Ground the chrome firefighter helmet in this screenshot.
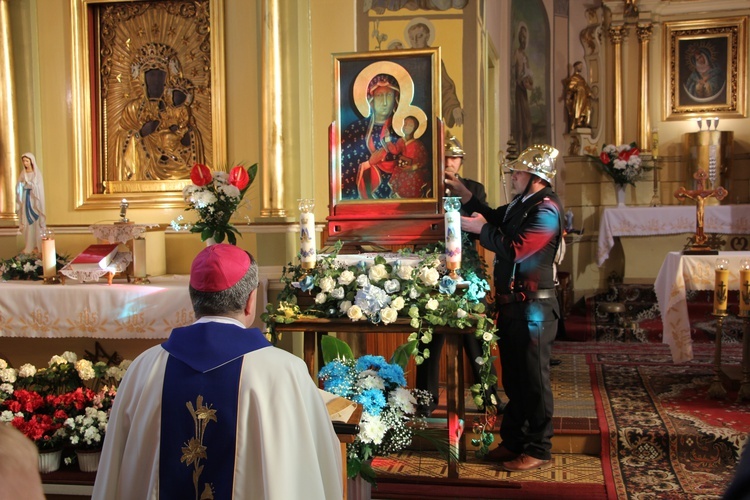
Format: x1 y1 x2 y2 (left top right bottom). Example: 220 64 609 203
506 144 558 183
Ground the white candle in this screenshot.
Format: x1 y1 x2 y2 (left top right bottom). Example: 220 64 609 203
299 200 316 266
444 211 462 265
133 237 147 278
41 230 56 278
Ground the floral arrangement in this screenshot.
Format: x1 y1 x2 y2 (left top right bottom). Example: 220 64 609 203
0 351 130 455
318 336 438 484
592 142 654 186
172 162 259 244
0 252 69 281
263 237 501 458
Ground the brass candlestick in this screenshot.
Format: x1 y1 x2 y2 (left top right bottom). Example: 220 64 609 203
738 259 750 402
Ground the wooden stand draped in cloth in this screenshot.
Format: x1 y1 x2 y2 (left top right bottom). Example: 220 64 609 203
674 169 727 253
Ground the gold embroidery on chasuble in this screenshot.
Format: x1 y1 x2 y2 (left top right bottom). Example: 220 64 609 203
67 308 108 335
164 309 196 330
181 395 217 500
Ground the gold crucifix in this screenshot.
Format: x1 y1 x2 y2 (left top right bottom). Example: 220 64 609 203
674 169 727 253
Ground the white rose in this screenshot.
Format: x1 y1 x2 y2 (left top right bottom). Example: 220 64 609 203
347 305 363 321
409 288 419 299
338 270 356 285
456 308 467 319
330 287 345 299
383 279 400 294
426 298 439 311
419 267 440 287
319 276 335 293
339 300 352 314
380 307 398 325
391 296 405 311
315 292 327 304
482 332 493 342
368 264 389 282
356 274 369 287
319 276 338 293
396 264 414 280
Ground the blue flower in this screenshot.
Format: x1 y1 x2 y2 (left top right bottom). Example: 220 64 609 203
378 363 406 387
356 355 389 372
354 283 391 315
354 388 387 416
299 275 314 292
439 275 457 295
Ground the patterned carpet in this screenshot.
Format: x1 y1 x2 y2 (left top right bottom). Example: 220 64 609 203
371 342 748 499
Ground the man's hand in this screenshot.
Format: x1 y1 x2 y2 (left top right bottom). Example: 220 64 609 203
445 172 471 203
461 212 486 234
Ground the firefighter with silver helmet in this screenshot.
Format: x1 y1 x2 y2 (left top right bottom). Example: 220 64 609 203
445 144 565 472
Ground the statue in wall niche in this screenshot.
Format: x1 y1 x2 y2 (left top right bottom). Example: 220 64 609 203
564 61 593 132
15 153 46 254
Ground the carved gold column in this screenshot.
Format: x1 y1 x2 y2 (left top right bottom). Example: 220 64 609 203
260 0 287 217
0 0 17 221
608 24 627 146
636 24 653 151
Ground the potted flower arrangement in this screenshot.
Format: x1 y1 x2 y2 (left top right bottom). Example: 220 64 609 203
0 351 130 473
172 162 259 244
591 142 655 207
263 237 500 458
318 336 441 486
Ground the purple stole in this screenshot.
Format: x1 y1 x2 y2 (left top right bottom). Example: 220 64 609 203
159 322 270 499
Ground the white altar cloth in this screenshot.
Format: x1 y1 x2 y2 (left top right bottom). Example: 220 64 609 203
0 275 194 339
654 251 750 363
597 205 750 266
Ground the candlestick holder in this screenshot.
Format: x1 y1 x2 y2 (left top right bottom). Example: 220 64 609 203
738 259 750 401
708 311 728 399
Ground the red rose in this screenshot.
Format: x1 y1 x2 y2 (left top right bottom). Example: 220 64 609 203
190 163 213 186
229 166 250 191
599 152 610 164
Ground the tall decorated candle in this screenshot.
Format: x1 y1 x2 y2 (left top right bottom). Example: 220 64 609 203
298 199 316 270
740 259 750 317
41 228 56 279
444 197 462 277
714 258 729 315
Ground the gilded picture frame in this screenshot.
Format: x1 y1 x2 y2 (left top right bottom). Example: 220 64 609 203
664 17 747 120
71 0 226 210
327 49 444 245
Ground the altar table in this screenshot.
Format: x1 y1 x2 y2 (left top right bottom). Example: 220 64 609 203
654 251 750 363
274 317 475 479
597 205 750 266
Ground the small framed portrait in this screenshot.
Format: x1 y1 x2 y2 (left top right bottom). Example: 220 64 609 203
328 49 444 245
71 0 226 210
663 17 747 120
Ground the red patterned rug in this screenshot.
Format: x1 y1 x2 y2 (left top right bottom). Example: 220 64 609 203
578 342 749 499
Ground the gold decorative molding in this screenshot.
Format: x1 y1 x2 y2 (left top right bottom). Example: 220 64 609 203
0 0 18 221
260 0 287 218
637 24 653 151
608 24 627 145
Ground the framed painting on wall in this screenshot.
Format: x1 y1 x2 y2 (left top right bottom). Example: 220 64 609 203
71 0 226 210
328 48 445 245
664 17 747 120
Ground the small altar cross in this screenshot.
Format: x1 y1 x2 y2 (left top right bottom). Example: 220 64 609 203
674 169 727 251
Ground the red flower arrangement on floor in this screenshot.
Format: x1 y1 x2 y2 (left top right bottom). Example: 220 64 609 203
0 352 130 453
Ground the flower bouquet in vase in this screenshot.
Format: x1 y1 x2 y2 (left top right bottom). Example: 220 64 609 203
175 163 258 244
591 142 654 207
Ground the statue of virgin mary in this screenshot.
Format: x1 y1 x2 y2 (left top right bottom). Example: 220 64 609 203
15 152 46 254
